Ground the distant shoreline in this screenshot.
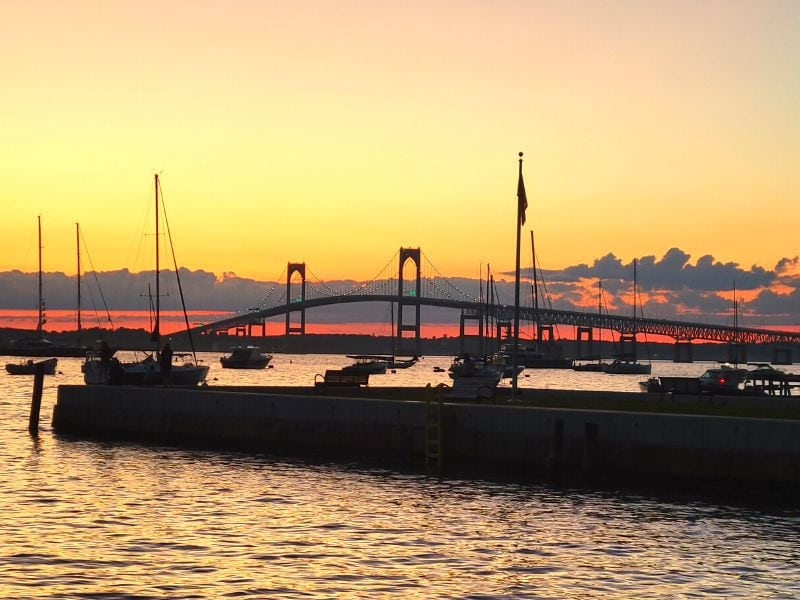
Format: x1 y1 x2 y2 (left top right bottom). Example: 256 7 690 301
1 326 792 362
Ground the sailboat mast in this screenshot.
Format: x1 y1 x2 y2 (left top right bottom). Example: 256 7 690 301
154 174 161 347
486 264 491 354
37 215 44 335
76 222 82 339
597 279 603 351
732 281 740 365
632 258 638 336
530 230 540 344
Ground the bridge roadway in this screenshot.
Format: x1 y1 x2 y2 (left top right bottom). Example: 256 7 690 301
187 294 800 346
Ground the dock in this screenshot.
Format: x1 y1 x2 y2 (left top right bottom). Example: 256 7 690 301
51 384 800 495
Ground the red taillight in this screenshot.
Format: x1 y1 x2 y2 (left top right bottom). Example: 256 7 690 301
718 378 726 384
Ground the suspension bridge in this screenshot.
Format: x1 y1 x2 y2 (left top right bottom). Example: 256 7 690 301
184 247 800 362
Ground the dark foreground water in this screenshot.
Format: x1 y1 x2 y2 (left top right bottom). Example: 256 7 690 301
2 354 800 598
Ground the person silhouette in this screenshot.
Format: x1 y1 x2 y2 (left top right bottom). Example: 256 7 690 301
159 343 173 386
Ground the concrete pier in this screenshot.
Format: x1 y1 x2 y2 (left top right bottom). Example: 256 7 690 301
53 385 800 494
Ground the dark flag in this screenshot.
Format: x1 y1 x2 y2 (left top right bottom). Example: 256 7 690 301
517 154 527 226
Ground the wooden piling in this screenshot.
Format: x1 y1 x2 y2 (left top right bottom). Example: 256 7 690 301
29 366 46 436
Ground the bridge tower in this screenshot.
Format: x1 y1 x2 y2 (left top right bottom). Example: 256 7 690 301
396 247 421 356
285 262 306 336
575 326 594 360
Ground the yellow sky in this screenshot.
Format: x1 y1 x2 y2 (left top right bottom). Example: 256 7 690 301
1 0 798 282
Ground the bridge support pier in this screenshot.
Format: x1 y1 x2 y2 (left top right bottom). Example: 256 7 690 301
496 321 511 342
459 309 483 355
617 333 638 360
285 262 306 337
673 341 693 363
575 326 594 360
397 248 422 356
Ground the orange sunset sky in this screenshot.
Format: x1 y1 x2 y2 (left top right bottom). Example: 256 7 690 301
1 1 798 287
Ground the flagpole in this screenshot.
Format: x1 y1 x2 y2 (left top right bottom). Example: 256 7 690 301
512 151 526 400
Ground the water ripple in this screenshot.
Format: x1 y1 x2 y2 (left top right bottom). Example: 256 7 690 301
2 356 800 597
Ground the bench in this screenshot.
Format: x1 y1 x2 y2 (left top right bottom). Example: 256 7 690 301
315 369 370 392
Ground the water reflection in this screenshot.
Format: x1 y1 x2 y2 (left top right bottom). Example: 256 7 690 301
1 355 799 597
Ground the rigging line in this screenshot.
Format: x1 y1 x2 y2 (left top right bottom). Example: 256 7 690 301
420 250 478 301
304 265 342 296
82 280 104 328
249 266 287 311
79 228 114 328
158 179 199 365
635 268 651 356
343 250 400 297
533 249 555 314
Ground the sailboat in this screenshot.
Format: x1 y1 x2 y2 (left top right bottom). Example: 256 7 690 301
602 258 652 375
501 230 572 369
5 216 86 359
572 279 606 371
83 175 209 385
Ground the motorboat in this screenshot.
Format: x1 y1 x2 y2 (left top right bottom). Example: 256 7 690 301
342 355 389 374
489 352 524 379
448 353 503 383
220 346 272 369
447 353 503 399
602 358 652 375
500 343 573 369
572 360 605 372
386 355 419 370
5 357 57 375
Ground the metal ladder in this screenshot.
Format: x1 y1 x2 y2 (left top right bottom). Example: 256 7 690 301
425 383 446 474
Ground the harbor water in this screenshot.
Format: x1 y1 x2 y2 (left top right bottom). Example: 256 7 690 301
2 354 800 598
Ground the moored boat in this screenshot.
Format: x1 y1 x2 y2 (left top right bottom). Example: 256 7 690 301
572 361 605 372
500 343 573 369
82 175 208 386
602 358 652 375
342 355 389 374
220 346 272 369
5 217 88 358
5 357 58 375
447 353 503 398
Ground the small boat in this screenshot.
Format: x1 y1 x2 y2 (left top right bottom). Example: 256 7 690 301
602 358 652 375
604 260 651 375
500 343 573 369
642 364 772 396
220 346 272 369
386 355 419 370
342 355 388 374
489 352 524 379
447 353 503 399
5 357 58 375
448 353 502 381
572 361 605 372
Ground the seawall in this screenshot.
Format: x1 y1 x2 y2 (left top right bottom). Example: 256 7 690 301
52 385 800 494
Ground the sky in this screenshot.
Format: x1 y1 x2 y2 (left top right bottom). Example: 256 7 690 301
2 1 799 303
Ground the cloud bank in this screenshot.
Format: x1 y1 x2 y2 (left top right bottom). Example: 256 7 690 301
1 247 798 328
